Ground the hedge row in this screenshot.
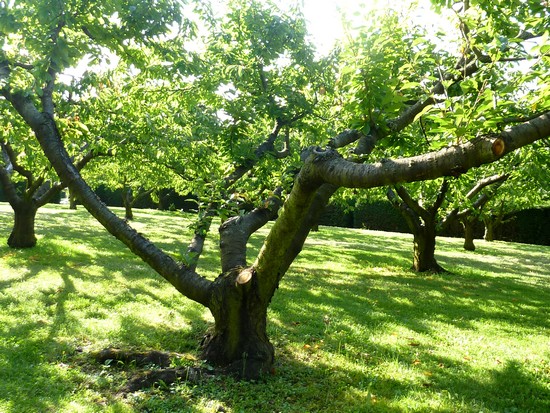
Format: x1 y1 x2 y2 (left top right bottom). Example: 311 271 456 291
1 186 547 245
318 200 549 246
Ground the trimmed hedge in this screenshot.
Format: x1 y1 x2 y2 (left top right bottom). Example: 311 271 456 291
319 200 549 246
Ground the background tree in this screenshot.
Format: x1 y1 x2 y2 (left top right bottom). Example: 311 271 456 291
1 0 549 380
387 179 450 273
480 143 550 241
443 172 509 251
0 97 108 247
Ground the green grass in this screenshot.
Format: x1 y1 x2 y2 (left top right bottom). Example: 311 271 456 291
0 202 549 413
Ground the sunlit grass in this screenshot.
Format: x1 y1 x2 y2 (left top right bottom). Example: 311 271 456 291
1 202 549 412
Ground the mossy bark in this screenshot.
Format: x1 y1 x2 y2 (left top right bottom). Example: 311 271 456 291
202 270 274 379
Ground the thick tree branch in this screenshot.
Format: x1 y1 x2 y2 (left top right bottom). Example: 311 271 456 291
0 139 34 184
0 164 21 208
253 111 549 297
41 20 65 116
394 185 429 220
387 187 419 231
432 178 450 214
219 188 282 274
327 129 364 149
464 173 509 199
311 112 550 189
387 60 479 134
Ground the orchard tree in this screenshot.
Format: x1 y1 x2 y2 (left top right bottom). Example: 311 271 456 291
2 0 550 381
387 179 450 273
444 172 509 251
480 142 550 241
0 100 109 247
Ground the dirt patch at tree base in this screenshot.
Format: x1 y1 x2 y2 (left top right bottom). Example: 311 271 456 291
89 347 212 393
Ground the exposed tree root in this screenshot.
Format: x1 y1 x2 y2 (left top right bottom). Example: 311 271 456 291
92 347 173 367
122 366 206 393
90 348 212 394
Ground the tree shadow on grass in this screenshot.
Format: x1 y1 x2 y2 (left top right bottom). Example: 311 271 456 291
263 254 550 411
0 234 210 412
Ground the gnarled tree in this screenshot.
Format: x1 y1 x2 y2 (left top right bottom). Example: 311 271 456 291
1 0 549 379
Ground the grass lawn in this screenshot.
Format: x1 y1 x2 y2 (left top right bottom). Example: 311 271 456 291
0 202 549 412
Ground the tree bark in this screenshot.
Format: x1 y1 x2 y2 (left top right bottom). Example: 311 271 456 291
412 225 444 273
8 200 38 248
202 270 274 379
387 182 448 273
462 217 477 251
483 216 495 241
122 187 134 220
69 195 78 210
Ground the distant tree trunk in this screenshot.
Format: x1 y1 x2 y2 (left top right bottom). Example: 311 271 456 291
462 217 476 251
8 201 38 248
450 174 509 249
412 223 444 272
122 187 134 220
483 217 495 241
387 181 448 273
483 202 509 242
69 189 78 210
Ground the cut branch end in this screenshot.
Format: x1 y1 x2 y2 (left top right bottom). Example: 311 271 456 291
236 267 255 285
491 138 505 157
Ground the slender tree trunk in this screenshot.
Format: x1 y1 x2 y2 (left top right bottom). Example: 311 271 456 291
122 188 134 220
462 217 476 251
68 188 78 210
8 201 38 248
124 203 133 220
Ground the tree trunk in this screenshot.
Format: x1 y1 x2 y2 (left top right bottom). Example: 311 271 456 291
202 270 274 379
68 189 78 210
483 217 494 242
462 218 476 251
386 184 447 274
412 225 444 273
122 188 134 220
8 201 38 248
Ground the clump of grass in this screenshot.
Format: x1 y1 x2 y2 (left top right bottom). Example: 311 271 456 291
0 203 549 412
